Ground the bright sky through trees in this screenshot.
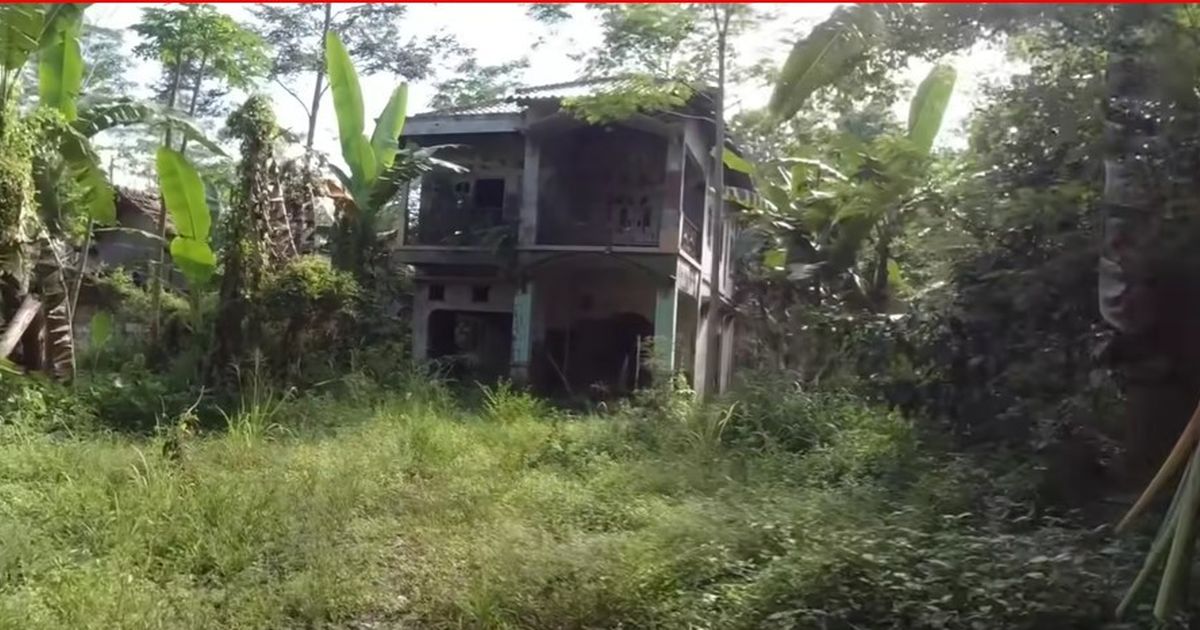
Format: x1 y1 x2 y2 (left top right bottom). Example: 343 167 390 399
89 3 1013 183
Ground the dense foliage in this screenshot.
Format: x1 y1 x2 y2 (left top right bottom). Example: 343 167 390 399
6 2 1200 626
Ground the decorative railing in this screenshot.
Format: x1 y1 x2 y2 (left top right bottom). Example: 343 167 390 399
681 216 701 260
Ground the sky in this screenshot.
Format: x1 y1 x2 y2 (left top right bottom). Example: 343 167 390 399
87 3 1016 183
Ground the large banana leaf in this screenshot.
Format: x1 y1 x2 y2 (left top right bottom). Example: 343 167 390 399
73 100 227 156
370 84 408 170
345 134 377 206
37 9 83 120
723 148 755 175
37 5 88 48
156 147 215 288
0 5 45 71
71 159 114 225
907 65 957 155
769 4 886 122
326 32 365 161
0 4 86 73
156 147 211 242
367 145 467 216
168 237 215 287
56 127 114 224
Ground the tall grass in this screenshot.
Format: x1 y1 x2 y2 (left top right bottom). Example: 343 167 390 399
0 374 1162 629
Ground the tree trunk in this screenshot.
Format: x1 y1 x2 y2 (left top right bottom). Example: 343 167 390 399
306 3 333 153
695 6 731 400
1100 5 1174 480
150 57 187 342
178 54 209 157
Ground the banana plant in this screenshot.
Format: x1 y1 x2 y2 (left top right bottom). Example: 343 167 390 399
323 31 460 273
325 31 412 215
155 146 214 328
0 3 116 377
768 4 895 123
752 64 956 311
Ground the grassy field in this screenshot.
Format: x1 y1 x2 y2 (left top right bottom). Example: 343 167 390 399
0 378 1155 629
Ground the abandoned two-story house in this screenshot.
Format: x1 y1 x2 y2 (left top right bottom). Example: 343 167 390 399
393 78 753 397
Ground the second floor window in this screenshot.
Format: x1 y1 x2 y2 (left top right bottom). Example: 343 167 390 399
473 178 505 210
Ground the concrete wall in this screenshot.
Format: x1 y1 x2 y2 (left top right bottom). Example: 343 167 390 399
411 277 516 360
537 126 667 247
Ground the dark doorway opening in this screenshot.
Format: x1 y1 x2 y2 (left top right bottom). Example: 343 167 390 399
427 310 513 382
540 311 653 398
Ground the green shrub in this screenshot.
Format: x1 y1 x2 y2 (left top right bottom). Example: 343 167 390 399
725 372 904 454
0 376 95 436
479 380 547 424
259 255 359 321
731 515 1151 630
82 369 204 434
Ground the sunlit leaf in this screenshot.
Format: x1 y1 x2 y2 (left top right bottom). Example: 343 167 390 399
908 64 957 155
763 248 786 270
156 147 211 241
723 148 755 174
326 32 365 162
169 237 216 288
370 84 408 169
90 310 113 350
769 4 886 121
37 9 83 120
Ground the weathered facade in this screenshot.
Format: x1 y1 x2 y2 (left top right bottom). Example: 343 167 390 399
394 79 748 396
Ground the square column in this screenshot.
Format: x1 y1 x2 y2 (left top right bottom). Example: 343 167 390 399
511 280 535 383
653 285 677 374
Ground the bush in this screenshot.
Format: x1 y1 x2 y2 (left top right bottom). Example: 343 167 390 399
0 376 95 436
731 514 1149 630
724 372 907 455
480 380 547 424
257 256 360 380
82 369 208 434
259 255 359 321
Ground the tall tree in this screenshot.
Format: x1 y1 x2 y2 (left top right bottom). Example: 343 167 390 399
429 55 528 110
581 4 704 79
133 5 268 153
253 4 457 152
132 4 268 340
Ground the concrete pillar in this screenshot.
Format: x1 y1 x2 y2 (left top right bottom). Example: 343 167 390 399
693 296 712 399
519 134 540 246
511 279 535 382
411 281 430 361
719 313 735 393
660 133 683 252
653 285 677 374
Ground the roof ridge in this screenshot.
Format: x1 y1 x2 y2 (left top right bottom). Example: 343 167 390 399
512 75 643 94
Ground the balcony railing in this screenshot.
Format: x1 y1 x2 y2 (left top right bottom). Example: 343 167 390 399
537 204 660 248
681 216 701 260
405 206 515 247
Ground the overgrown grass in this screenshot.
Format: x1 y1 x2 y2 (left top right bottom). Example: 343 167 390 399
0 374 1167 629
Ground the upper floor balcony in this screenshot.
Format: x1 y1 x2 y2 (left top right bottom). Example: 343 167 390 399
397 124 707 262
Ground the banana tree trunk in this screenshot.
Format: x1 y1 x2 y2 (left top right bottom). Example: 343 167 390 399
150 57 188 343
